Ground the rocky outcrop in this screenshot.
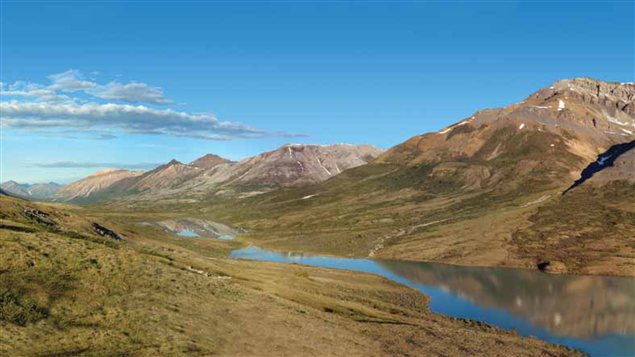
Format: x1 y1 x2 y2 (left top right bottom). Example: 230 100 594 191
92 223 124 241
550 78 634 115
23 207 56 227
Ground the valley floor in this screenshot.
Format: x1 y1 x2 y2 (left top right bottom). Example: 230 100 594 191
197 180 635 277
0 195 579 356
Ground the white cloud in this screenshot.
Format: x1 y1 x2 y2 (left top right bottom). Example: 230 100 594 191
0 69 305 140
45 69 172 104
0 81 74 104
93 81 172 104
47 69 97 92
0 101 304 140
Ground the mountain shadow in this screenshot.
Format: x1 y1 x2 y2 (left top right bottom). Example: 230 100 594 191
563 139 635 195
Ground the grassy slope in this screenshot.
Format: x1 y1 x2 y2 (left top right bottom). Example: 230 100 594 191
0 195 578 356
511 181 635 276
182 153 635 276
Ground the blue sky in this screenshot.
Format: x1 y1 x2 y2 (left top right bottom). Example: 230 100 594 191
1 1 633 183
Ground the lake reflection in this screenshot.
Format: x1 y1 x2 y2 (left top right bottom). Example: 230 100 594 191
231 246 635 357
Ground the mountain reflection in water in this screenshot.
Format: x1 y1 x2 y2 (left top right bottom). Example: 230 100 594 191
377 260 634 339
231 246 635 357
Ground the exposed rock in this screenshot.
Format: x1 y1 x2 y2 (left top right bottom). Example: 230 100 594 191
536 260 550 272
92 223 125 241
23 207 56 227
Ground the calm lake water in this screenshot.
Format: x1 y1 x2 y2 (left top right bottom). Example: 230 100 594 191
231 246 635 357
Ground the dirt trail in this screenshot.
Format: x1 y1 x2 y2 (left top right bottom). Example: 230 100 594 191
368 219 448 257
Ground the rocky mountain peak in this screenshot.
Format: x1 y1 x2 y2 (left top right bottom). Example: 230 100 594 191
190 154 231 169
552 78 634 101
527 78 635 116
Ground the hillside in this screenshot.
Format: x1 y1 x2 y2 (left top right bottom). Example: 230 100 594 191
199 78 635 276
0 194 576 356
53 169 143 203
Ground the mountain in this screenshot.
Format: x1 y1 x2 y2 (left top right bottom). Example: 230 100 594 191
78 144 382 202
190 154 233 169
228 144 383 187
207 78 635 276
54 169 143 202
177 144 383 197
114 159 203 192
0 181 62 200
376 78 634 191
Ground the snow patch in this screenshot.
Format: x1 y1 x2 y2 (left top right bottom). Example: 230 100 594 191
597 155 612 166
302 194 318 200
438 119 469 135
558 99 566 111
621 128 633 135
518 123 525 130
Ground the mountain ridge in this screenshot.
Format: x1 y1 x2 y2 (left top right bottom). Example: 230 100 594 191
197 78 635 276
40 143 383 203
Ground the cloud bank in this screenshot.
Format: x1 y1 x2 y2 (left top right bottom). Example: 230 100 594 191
1 70 304 140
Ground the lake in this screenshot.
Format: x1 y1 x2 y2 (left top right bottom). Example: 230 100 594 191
231 246 635 357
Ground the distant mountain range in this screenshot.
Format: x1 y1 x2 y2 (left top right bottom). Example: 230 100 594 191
0 181 63 200
2 144 382 203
